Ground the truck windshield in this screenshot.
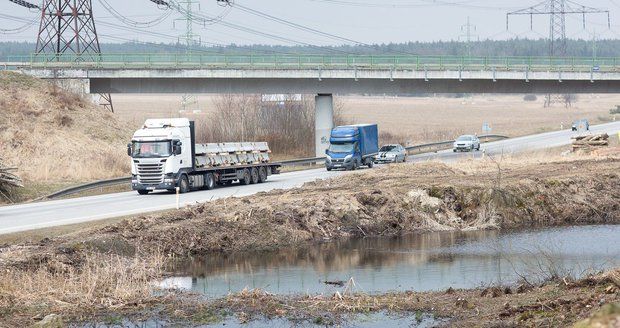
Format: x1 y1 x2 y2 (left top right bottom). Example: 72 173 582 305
329 143 356 153
132 141 172 158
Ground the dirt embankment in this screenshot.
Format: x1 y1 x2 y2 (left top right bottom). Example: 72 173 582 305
2 155 619 267
0 155 619 326
75 156 619 257
0 72 133 201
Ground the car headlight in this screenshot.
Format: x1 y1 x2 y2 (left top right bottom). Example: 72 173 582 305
344 155 352 161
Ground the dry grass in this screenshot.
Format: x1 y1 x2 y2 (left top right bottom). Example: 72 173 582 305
0 252 166 327
340 94 618 144
112 93 618 148
0 72 133 186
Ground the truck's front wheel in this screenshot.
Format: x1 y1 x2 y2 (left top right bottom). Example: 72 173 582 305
179 175 190 193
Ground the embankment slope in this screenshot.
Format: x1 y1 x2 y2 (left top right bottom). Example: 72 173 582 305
0 72 132 200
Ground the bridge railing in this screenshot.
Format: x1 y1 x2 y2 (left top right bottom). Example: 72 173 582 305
3 53 620 72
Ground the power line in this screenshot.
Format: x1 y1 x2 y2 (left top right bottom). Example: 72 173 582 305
7 0 39 9
232 3 377 47
98 0 173 28
306 0 518 10
168 0 356 54
221 2 422 55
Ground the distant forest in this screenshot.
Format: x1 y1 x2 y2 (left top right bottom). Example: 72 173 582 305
2 38 620 58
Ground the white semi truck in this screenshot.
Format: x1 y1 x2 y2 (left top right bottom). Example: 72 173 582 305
128 118 281 195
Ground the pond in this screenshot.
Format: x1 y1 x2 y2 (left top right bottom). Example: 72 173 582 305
160 225 620 297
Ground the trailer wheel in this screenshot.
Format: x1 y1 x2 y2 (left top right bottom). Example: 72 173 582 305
137 190 150 195
204 173 215 190
258 167 268 183
179 175 190 193
240 169 251 185
250 167 259 184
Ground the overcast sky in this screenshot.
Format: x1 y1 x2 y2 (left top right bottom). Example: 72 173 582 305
2 0 620 46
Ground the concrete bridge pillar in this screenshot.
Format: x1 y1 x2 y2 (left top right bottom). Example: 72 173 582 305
315 94 334 158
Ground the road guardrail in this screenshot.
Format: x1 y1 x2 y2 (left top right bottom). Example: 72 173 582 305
40 134 509 200
405 134 509 154
3 53 619 72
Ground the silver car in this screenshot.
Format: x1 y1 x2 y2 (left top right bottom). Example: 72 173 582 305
453 135 480 152
375 144 407 163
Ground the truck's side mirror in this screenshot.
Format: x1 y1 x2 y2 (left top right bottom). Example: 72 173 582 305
325 149 329 155
127 143 132 157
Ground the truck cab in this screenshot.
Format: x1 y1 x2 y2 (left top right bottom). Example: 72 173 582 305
325 124 378 171
128 118 194 194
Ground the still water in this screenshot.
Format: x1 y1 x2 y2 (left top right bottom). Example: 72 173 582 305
160 225 620 297
85 313 444 328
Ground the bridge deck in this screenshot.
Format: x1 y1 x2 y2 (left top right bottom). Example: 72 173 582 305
2 53 619 72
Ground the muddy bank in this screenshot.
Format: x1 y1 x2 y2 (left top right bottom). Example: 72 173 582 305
3 265 618 327
87 157 619 256
209 270 620 327
0 156 619 326
2 157 619 268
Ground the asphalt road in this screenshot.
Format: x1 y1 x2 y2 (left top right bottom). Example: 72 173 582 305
1 121 619 235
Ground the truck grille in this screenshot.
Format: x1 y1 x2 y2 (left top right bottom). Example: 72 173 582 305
137 163 164 184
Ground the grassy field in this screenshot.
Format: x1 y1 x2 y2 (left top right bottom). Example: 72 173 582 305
113 93 618 145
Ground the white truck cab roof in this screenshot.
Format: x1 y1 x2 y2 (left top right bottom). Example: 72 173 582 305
133 118 190 141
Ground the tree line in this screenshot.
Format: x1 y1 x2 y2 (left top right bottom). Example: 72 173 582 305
1 38 619 58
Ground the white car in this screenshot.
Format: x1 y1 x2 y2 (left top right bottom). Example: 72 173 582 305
453 135 480 152
375 144 407 163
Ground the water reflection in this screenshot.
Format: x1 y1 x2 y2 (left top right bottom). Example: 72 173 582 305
161 225 620 297
80 312 444 328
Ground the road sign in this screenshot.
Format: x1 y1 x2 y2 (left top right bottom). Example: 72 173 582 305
482 122 492 133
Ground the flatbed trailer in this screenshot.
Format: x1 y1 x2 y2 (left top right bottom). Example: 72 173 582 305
128 118 281 194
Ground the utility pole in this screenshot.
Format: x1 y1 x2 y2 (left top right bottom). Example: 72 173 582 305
174 0 201 113
174 0 202 50
507 0 610 107
459 17 477 57
34 0 113 112
592 29 597 61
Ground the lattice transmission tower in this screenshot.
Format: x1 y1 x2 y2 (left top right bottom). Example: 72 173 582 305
34 0 113 112
507 0 610 107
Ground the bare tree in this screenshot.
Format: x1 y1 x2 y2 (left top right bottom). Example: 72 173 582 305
195 94 349 158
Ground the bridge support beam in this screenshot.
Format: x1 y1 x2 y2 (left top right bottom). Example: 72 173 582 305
315 94 334 158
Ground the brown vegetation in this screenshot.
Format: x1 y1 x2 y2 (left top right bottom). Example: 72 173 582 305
0 153 619 326
0 158 22 201
0 252 166 327
214 269 620 327
339 94 618 145
75 155 620 256
0 72 132 186
113 93 618 150
195 94 348 159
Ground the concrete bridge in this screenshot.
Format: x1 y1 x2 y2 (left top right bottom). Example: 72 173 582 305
4 53 620 156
